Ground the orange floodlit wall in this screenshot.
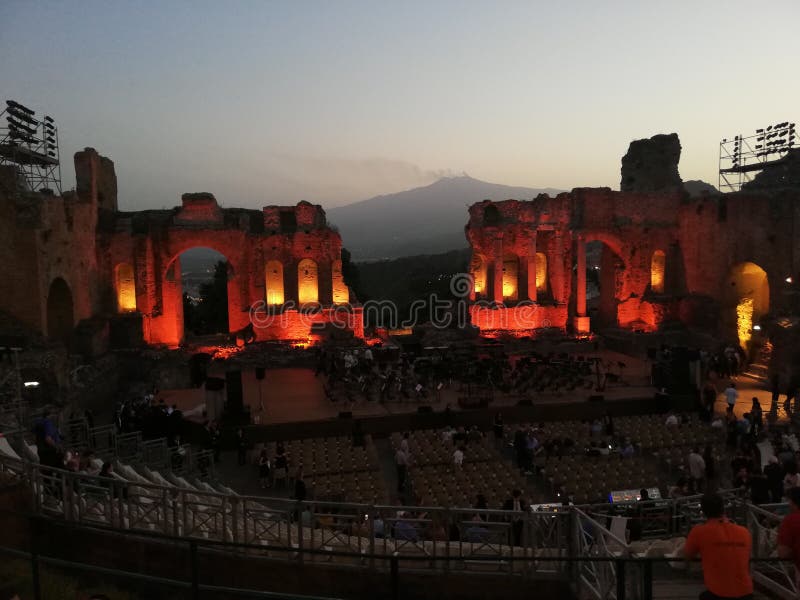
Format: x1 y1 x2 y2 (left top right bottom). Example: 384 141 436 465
502 255 518 301
298 258 319 304
471 255 487 296
650 250 666 294
535 252 548 294
332 259 349 304
115 263 136 312
265 260 284 305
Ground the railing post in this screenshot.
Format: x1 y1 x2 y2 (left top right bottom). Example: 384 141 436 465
616 559 626 600
368 506 375 570
297 503 304 565
189 539 199 600
443 508 450 574
30 516 41 600
391 552 399 600
642 558 653 600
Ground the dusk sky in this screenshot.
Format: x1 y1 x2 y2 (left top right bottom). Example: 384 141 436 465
1 1 798 210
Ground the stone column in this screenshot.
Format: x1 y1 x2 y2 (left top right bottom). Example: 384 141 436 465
527 231 538 303
492 237 504 303
574 234 590 333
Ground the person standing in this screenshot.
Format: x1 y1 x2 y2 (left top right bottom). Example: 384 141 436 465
724 382 739 414
684 493 753 600
294 467 307 502
395 445 409 492
258 449 271 489
688 447 707 494
493 412 504 443
236 428 248 466
778 487 800 588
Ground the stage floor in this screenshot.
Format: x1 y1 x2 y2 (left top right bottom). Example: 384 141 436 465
159 349 660 426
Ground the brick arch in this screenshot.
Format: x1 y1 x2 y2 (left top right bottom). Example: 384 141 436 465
46 276 74 342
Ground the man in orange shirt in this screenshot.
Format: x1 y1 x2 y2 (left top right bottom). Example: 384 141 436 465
777 487 800 589
684 493 753 600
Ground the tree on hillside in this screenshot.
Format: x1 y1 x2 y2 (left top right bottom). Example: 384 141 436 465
184 261 229 336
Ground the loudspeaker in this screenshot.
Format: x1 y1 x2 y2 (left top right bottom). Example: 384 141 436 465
338 411 353 419
205 377 225 392
655 391 671 413
225 370 243 414
646 347 657 360
517 398 533 407
255 367 266 380
417 405 433 414
588 394 605 402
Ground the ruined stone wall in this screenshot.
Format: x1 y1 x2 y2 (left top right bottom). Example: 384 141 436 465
0 149 109 343
102 195 359 347
0 153 361 349
466 185 800 338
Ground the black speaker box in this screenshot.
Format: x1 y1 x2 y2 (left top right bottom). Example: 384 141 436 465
338 411 353 419
417 405 433 414
588 394 605 402
225 370 243 414
255 367 266 380
205 377 225 392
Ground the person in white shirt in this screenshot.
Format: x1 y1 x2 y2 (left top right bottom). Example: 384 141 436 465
665 413 679 427
687 447 706 493
395 447 409 491
400 432 410 455
453 446 465 468
724 382 738 413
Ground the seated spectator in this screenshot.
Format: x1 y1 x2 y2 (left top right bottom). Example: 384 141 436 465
669 478 690 498
373 513 385 538
620 438 635 458
750 467 770 504
467 426 483 444
784 464 800 494
394 513 419 541
0 584 21 600
590 419 603 436
464 515 490 543
765 456 785 502
665 412 679 427
441 426 455 442
586 442 601 457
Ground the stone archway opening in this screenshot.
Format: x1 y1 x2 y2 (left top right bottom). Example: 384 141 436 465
173 247 231 338
46 277 74 342
725 262 769 349
579 238 625 332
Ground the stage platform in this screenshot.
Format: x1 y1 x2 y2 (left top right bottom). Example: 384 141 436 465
159 349 656 421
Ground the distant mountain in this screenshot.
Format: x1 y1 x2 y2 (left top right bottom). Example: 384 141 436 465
327 176 563 261
683 180 719 196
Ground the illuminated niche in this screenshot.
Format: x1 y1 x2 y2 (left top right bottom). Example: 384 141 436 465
651 250 666 294
535 252 548 293
332 259 349 304
115 263 136 312
298 258 319 304
471 254 487 295
502 255 518 301
265 260 284 305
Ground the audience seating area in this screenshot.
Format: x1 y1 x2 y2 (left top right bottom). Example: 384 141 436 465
530 415 725 504
250 436 388 505
392 430 529 508
540 455 660 504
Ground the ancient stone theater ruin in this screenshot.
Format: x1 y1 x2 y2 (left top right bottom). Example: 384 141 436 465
0 148 363 350
466 133 800 349
1 133 799 354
